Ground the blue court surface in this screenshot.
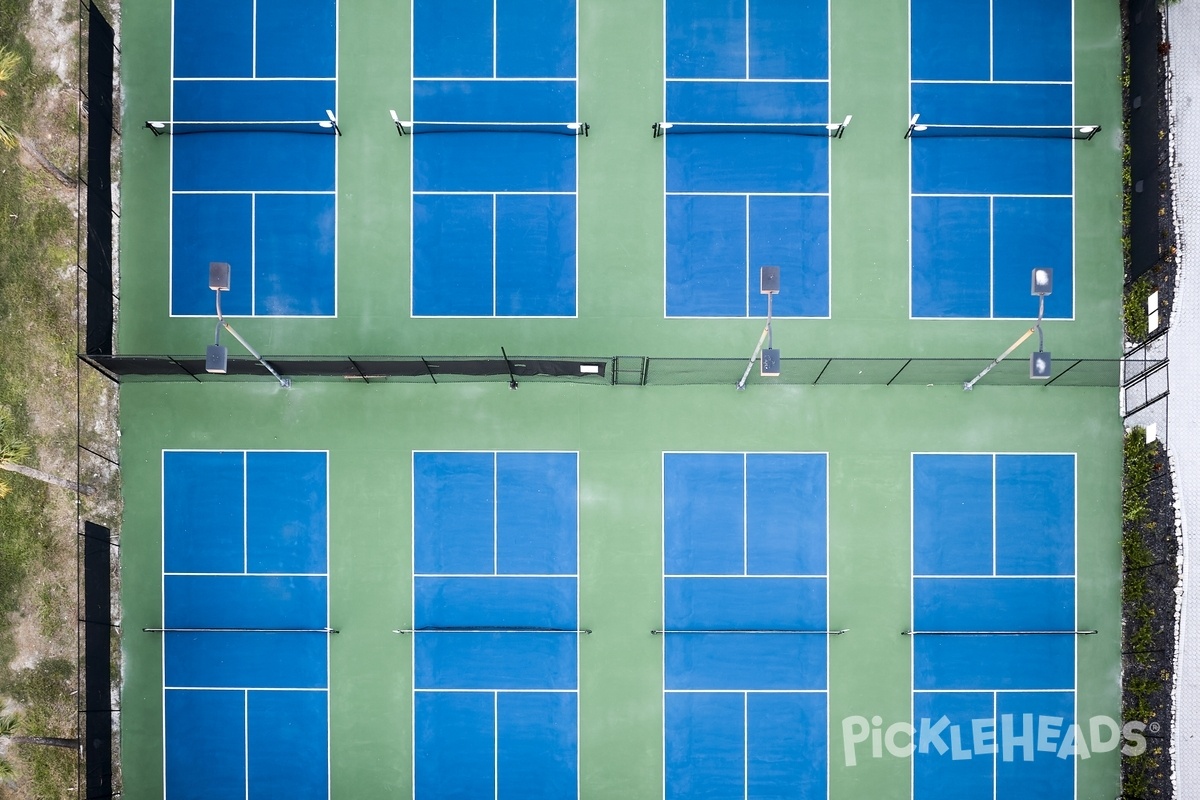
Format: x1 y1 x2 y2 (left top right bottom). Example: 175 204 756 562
161 450 330 800
412 452 580 799
411 0 579 317
663 0 831 318
169 0 337 317
911 453 1077 800
909 0 1075 319
662 453 829 799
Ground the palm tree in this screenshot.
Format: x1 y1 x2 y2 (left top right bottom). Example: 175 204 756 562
0 46 73 185
0 46 20 150
0 713 79 762
0 712 78 749
0 407 95 496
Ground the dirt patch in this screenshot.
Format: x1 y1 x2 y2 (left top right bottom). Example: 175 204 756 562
1 0 122 796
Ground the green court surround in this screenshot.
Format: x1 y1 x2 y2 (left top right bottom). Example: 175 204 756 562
116 0 1125 798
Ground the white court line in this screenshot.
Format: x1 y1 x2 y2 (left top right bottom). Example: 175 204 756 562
662 452 831 798
413 76 576 82
826 0 834 325
991 452 997 574
665 688 825 694
165 685 329 692
912 687 1077 694
743 692 748 800
911 79 1072 86
744 0 750 79
910 452 1080 799
743 199 751 326
416 573 579 579
666 191 829 197
413 191 576 196
666 77 828 83
410 452 582 797
662 14 833 321
413 687 579 693
912 192 1072 199
913 574 1077 580
907 1 1079 320
491 196 498 320
493 692 499 800
993 692 998 800
165 572 329 578
244 690 249 800
664 574 827 579
172 190 335 196
172 76 337 82
242 452 248 573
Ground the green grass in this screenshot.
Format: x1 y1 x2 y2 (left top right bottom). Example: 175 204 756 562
0 3 87 798
1123 277 1153 345
4 657 78 795
0 419 52 641
1121 428 1169 797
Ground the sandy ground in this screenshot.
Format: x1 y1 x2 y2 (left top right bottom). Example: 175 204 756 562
2 0 122 795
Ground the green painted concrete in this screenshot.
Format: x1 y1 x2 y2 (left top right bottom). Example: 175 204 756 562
115 0 1126 797
117 0 1123 361
118 381 1122 799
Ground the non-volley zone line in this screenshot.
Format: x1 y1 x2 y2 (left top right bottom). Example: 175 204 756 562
173 0 336 80
664 0 834 319
663 452 831 799
412 191 576 318
170 1 338 317
411 2 579 319
910 0 1071 83
164 82 338 317
161 449 330 800
412 451 580 799
910 689 1076 800
908 17 1082 319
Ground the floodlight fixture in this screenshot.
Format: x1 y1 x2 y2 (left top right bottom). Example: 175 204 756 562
1031 267 1053 296
760 266 780 295
964 268 1054 390
205 262 291 388
737 267 782 389
208 261 230 291
760 348 781 377
205 344 228 374
1030 351 1052 380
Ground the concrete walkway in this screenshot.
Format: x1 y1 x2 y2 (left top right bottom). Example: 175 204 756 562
1164 4 1200 795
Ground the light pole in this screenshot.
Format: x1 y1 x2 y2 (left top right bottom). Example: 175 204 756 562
736 266 781 390
205 262 291 388
963 268 1053 391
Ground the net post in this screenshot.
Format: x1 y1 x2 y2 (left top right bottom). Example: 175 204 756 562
389 110 409 136
829 114 852 139
320 109 341 136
